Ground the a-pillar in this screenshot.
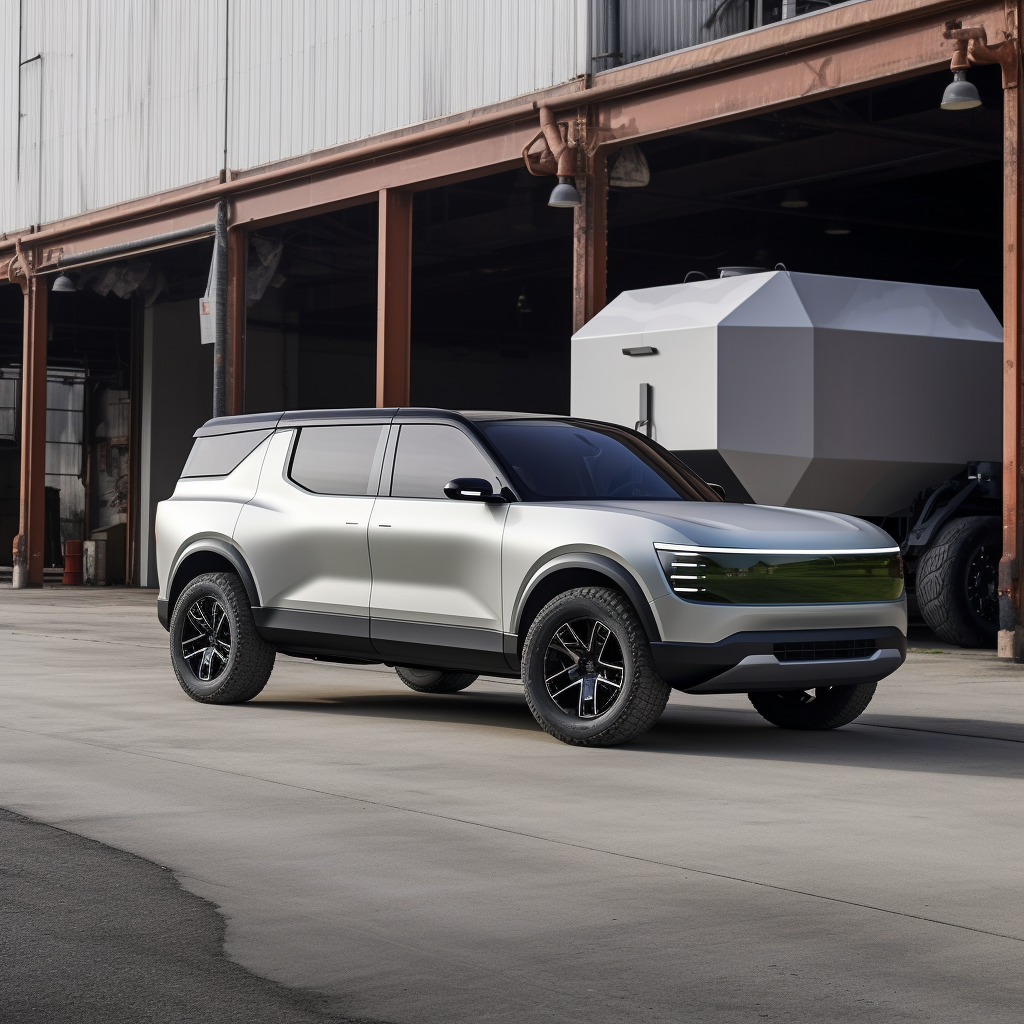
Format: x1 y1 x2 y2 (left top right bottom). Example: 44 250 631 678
376 189 413 407
13 273 48 588
572 131 607 333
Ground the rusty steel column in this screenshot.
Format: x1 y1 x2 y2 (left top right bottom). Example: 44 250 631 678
226 225 248 415
572 145 608 333
13 272 48 588
376 189 413 408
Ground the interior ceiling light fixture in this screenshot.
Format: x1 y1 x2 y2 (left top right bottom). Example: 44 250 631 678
51 273 76 292
549 176 582 208
940 70 982 110
516 290 532 313
780 188 808 209
825 224 852 236
608 145 651 188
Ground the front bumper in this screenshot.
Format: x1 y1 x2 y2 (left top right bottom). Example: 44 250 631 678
650 626 906 694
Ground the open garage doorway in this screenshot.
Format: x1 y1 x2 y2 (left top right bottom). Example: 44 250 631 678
243 204 378 414
411 169 574 413
606 66 1003 314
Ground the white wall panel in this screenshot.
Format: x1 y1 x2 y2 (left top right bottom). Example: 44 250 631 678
1 0 588 235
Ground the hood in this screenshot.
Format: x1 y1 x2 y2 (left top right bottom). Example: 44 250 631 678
576 501 897 551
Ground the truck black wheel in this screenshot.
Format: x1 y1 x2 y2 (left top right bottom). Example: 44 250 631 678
917 515 999 648
395 666 477 693
521 587 670 747
749 682 876 730
170 572 275 704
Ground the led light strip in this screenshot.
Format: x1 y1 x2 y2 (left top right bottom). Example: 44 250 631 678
655 543 900 556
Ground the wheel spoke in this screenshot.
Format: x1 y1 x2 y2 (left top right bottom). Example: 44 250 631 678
180 595 232 684
549 679 582 701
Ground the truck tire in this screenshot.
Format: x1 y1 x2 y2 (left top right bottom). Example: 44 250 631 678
395 666 477 693
521 587 670 747
917 515 999 648
170 572 276 704
749 682 876 730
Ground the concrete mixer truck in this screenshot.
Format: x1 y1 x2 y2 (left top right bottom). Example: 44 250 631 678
571 269 1002 648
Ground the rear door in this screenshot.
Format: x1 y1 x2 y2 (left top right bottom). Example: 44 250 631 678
233 420 389 657
368 422 508 670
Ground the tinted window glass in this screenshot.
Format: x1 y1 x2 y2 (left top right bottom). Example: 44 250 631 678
290 425 386 495
480 420 711 501
181 430 272 477
391 424 498 499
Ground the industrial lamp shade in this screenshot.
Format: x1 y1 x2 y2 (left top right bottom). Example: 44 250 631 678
941 71 982 111
51 273 76 292
548 176 582 208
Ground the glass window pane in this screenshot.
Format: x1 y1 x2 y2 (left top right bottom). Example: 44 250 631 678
391 425 497 499
480 420 694 501
181 430 272 477
289 425 385 495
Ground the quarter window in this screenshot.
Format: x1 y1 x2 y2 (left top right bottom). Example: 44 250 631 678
181 430 272 477
290 425 386 495
390 425 498 499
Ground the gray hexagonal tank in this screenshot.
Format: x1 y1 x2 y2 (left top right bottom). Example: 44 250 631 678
570 271 1002 516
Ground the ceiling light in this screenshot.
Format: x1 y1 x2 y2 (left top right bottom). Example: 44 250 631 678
51 273 76 292
548 176 582 208
608 145 651 188
516 291 532 314
780 188 808 209
941 71 982 111
825 224 851 236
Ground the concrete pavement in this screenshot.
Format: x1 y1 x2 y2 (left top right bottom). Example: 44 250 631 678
0 586 1021 1023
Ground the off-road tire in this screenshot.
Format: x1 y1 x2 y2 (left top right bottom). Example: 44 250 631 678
749 682 876 730
170 572 275 704
917 515 999 648
395 666 477 693
521 587 670 747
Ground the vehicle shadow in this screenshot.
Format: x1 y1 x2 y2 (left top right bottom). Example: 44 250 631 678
247 687 1023 780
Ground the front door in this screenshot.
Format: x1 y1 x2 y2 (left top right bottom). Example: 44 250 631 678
233 421 390 657
369 422 508 671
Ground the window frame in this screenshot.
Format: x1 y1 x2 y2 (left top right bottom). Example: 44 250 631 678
286 422 391 497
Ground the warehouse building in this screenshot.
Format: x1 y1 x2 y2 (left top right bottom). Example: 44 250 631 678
0 0 1019 648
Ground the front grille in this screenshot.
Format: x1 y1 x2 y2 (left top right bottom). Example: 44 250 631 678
773 640 877 662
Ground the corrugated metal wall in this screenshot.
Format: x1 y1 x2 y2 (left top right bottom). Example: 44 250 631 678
0 0 587 236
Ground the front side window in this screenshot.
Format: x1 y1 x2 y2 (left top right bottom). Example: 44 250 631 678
289 424 386 495
182 430 272 478
390 424 499 499
478 420 717 502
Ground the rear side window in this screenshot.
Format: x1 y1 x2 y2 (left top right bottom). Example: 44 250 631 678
290 424 386 495
181 430 272 478
390 424 498 499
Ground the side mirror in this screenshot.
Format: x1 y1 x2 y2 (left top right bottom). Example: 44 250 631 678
444 478 506 504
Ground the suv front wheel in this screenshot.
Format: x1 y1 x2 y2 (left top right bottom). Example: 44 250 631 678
170 572 275 704
521 587 670 746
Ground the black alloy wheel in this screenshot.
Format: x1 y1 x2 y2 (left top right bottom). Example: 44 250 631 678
521 587 670 746
169 572 276 704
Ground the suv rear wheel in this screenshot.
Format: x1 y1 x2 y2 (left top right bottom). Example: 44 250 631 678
395 666 477 693
521 587 670 746
748 682 876 730
170 572 275 704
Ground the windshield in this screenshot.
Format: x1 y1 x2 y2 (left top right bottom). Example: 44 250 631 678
477 419 720 502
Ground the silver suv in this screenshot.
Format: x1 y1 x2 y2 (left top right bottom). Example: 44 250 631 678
156 409 907 746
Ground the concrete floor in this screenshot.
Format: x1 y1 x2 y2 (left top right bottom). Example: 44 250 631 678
0 586 1020 1023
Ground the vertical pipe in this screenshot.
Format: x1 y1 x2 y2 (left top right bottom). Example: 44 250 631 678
572 128 607 333
376 189 413 408
226 225 247 415
1000 54 1023 658
212 200 228 418
13 273 47 588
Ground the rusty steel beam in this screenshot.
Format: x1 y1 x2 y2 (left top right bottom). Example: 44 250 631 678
13 273 48 588
600 2 1005 146
226 225 247 415
376 190 413 408
572 120 608 333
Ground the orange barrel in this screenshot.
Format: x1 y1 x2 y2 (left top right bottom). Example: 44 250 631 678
62 539 83 585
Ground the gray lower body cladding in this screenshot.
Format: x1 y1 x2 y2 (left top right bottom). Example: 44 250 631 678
651 627 907 693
